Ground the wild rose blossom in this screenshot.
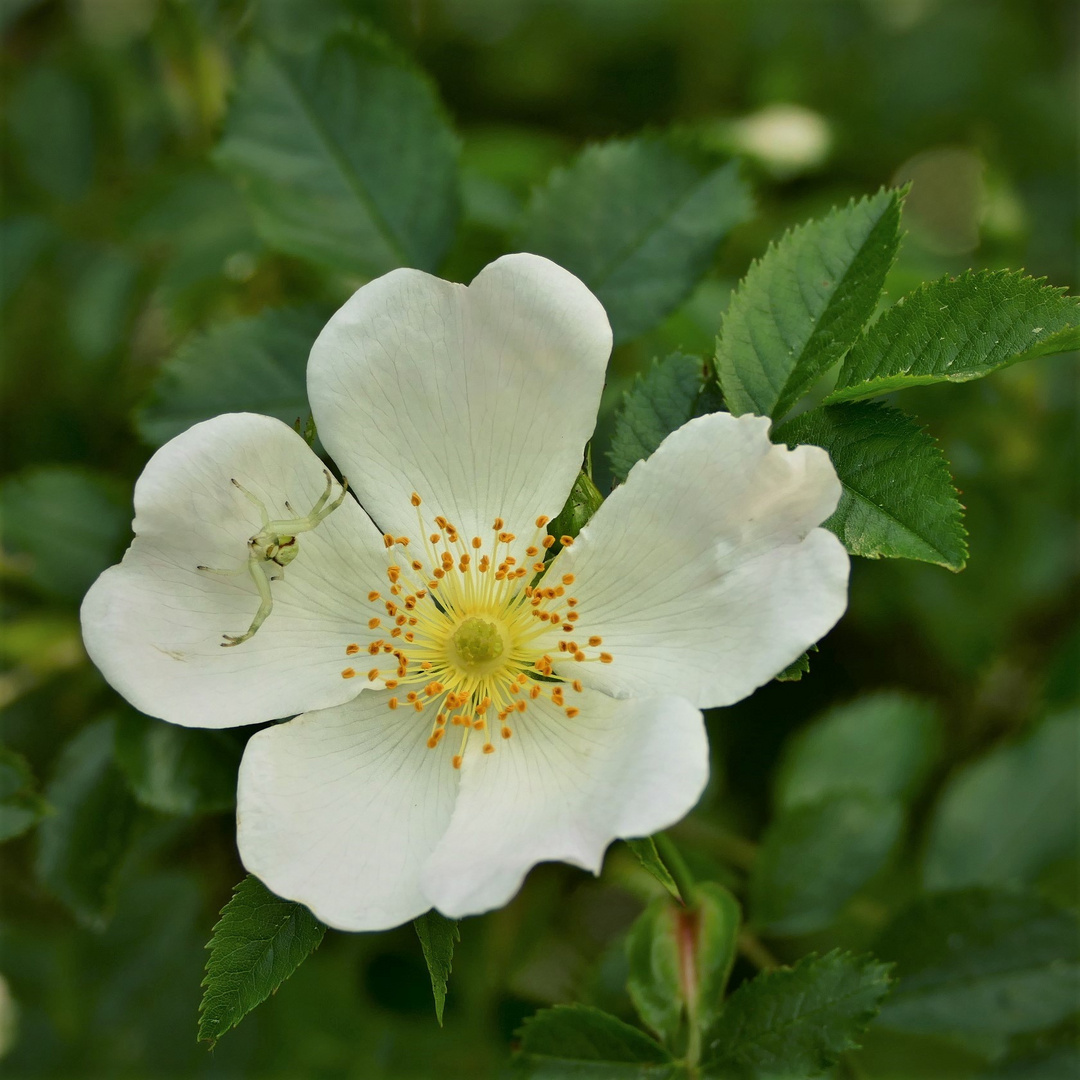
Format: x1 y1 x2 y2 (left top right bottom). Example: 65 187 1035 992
81 254 849 931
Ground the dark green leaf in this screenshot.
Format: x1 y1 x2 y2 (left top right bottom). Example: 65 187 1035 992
703 950 893 1076
608 352 722 484
0 215 54 307
775 401 967 570
750 792 902 936
624 837 681 900
134 307 326 447
35 719 138 928
875 889 1080 1038
985 1017 1080 1079
775 691 941 811
518 137 751 343
923 710 1079 891
716 188 903 419
113 710 240 817
513 1005 684 1079
0 743 50 842
0 467 130 601
828 270 1080 403
215 27 459 276
690 884 743 1036
413 909 459 1026
198 875 326 1047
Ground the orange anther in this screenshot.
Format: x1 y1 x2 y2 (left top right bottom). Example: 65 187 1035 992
383 533 394 548
385 679 398 688
567 612 579 622
368 618 381 629
588 636 603 647
600 652 613 663
368 669 380 681
542 535 555 549
452 755 463 769
574 650 586 661
560 535 574 547
526 546 539 557
346 643 360 655
572 680 583 692
535 515 550 528
368 591 380 602
430 533 440 544
427 735 439 749
483 744 495 755
388 697 398 709
515 700 526 713
562 624 573 632
472 536 482 549
498 531 515 543
493 517 504 530
562 574 575 585
411 492 422 506
501 726 512 739
342 668 356 679
566 707 580 719
411 560 423 571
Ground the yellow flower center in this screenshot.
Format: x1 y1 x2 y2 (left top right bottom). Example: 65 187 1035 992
337 494 613 769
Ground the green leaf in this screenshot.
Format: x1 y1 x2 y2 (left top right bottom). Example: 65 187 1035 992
703 950 893 1076
625 885 739 1050
828 270 1080 404
134 307 326 448
518 137 751 343
774 646 815 683
549 469 604 545
512 1004 684 1078
413 909 459 1026
198 875 326 1047
715 188 904 420
215 26 459 277
750 792 902 936
922 710 1079 891
608 352 723 484
624 837 681 900
35 719 138 928
0 467 130 601
774 401 968 570
0 742 50 842
775 691 941 811
113 710 240 817
875 889 1080 1038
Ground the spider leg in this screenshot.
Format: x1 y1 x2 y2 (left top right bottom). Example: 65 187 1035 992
231 478 270 526
221 557 274 647
196 564 245 576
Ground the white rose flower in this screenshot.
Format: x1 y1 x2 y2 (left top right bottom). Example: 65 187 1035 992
81 254 849 931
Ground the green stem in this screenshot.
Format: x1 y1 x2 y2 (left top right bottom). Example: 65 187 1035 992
655 833 696 906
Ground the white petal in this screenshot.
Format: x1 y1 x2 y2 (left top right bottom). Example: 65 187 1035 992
307 253 611 560
552 413 849 708
81 413 393 728
421 691 708 919
237 689 459 931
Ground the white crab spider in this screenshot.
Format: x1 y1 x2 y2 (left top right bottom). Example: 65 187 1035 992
197 469 348 647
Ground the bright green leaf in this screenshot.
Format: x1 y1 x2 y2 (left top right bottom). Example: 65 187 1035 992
689 883 742 1037
774 401 968 570
774 646 815 683
134 307 326 447
923 710 1079 891
512 1004 684 1079
875 889 1080 1038
750 792 902 936
716 188 903 420
624 837 681 900
198 875 326 1047
549 469 604 546
0 743 50 842
215 27 459 277
608 352 722 484
775 691 941 811
35 719 138 928
413 909 459 1026
518 137 751 343
0 467 130 601
113 710 240 817
828 270 1080 403
703 950 893 1076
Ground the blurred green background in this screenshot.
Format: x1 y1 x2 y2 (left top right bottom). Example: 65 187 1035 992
1 0 1077 1077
